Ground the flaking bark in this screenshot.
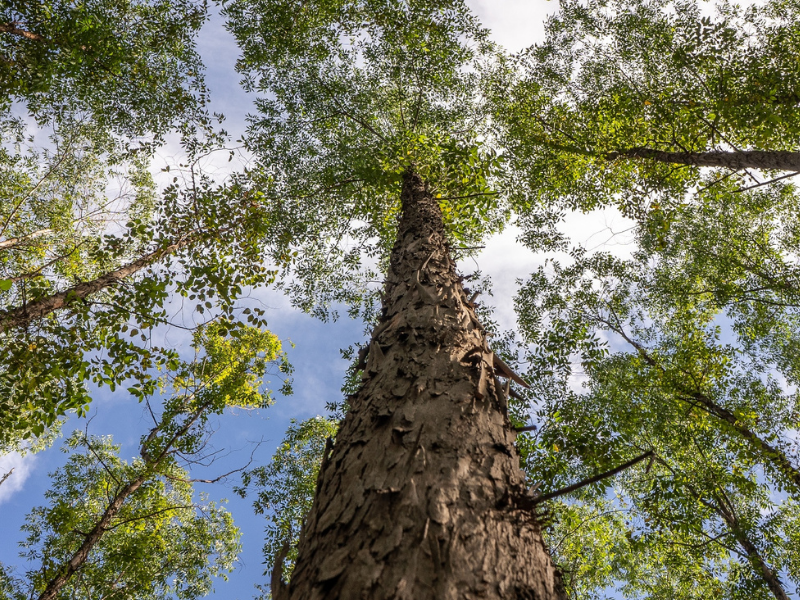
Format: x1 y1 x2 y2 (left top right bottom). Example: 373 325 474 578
284 171 566 600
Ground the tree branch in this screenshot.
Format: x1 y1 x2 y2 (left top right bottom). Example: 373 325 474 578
0 22 48 43
0 468 14 487
533 451 653 505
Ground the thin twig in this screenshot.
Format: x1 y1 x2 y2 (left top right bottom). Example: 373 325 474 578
735 171 799 193
0 468 14 487
514 425 537 433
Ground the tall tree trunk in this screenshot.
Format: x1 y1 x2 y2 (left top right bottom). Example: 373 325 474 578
698 494 790 600
35 401 209 600
611 148 800 172
282 171 566 600
728 522 790 600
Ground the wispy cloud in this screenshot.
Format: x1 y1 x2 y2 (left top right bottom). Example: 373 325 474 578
0 452 37 505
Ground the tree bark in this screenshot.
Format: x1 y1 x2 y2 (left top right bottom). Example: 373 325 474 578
611 148 800 172
0 23 48 43
728 523 790 600
0 228 53 250
283 171 566 600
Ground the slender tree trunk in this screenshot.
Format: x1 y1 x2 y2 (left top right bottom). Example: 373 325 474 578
614 328 800 493
0 236 193 334
540 139 800 172
664 462 790 600
35 401 210 600
686 390 800 493
611 148 800 172
37 475 147 600
729 525 789 600
0 228 53 250
282 171 566 600
706 498 790 600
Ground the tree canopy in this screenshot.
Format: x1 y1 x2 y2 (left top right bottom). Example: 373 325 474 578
495 0 800 215
223 0 511 314
3 0 800 598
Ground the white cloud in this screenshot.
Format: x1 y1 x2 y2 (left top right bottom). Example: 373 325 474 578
0 452 37 506
470 207 637 334
467 0 558 52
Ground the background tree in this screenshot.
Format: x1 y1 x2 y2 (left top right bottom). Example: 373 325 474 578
0 152 284 447
494 0 800 217
236 416 338 599
511 175 800 597
474 2 800 593
0 0 300 447
0 319 290 600
223 0 509 316
1 0 211 141
0 432 240 600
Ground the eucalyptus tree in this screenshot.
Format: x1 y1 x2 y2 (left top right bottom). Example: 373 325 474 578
495 0 800 216
0 319 289 600
223 0 565 597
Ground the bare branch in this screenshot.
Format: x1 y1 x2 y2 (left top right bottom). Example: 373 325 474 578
533 451 654 505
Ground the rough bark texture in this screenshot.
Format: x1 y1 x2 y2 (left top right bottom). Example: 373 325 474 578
282 171 566 600
614 148 800 172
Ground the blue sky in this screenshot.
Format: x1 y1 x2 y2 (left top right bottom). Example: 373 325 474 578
0 2 639 598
